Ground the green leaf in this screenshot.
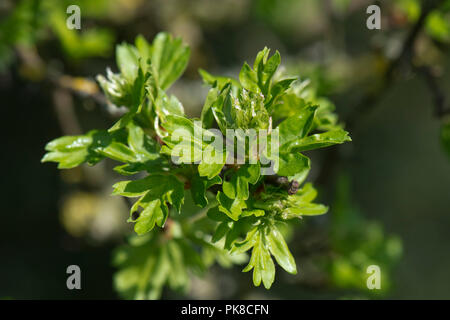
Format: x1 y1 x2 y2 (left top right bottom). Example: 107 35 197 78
283 203 328 216
97 65 147 111
98 32 189 122
132 197 164 235
270 93 307 121
281 129 351 153
42 134 97 169
99 141 137 162
277 152 310 179
206 206 230 222
241 209 265 218
278 104 317 145
112 174 184 234
114 235 204 300
162 115 227 173
239 47 281 97
239 227 275 289
162 114 201 143
211 222 231 243
43 38 353 293
223 163 260 200
166 241 189 289
267 227 297 274
150 32 190 90
116 43 140 82
41 130 120 168
198 144 227 179
113 235 168 300
258 50 280 96
42 121 168 175
191 174 221 208
216 191 247 221
281 183 328 218
200 87 220 128
239 62 259 93
127 122 159 157
209 84 234 133
198 161 225 179
231 226 258 254
151 88 185 123
266 78 297 108
234 223 296 289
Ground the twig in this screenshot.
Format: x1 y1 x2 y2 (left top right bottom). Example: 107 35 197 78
317 0 445 186
264 175 300 195
52 88 82 135
415 65 450 118
346 0 446 130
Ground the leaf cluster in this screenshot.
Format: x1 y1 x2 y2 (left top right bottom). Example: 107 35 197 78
42 32 351 296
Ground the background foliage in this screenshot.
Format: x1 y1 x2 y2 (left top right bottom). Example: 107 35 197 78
1 0 450 299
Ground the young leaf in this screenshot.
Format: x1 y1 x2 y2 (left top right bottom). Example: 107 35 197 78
150 32 190 90
276 152 310 179
239 62 259 93
116 43 140 83
222 164 260 200
278 104 317 145
114 235 204 300
281 129 351 153
281 183 328 219
266 226 297 274
216 191 247 221
191 174 221 208
239 227 275 289
112 174 184 234
41 132 100 169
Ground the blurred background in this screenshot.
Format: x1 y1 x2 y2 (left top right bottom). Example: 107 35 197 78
1 0 450 299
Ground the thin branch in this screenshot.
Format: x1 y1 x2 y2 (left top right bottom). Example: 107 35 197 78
415 65 450 118
317 0 446 186
52 88 82 135
346 0 446 130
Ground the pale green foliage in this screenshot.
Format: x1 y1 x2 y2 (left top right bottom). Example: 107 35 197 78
42 32 351 298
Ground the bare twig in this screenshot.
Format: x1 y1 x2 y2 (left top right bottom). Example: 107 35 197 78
52 88 82 135
346 0 446 130
317 0 446 186
415 65 450 117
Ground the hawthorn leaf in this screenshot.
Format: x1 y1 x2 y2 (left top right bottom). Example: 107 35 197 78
191 174 221 208
216 191 247 221
281 129 351 153
278 104 317 145
277 152 310 178
240 228 275 289
281 183 329 219
267 227 297 274
112 174 184 234
239 62 259 93
150 32 190 90
116 43 140 83
223 163 260 200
